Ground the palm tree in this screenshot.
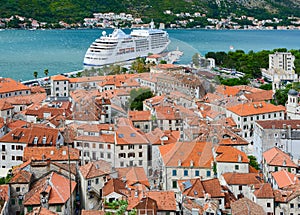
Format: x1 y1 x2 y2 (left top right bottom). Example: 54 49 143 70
44 69 49 77
33 71 38 79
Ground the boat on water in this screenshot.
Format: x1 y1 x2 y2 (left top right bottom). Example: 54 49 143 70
83 22 170 68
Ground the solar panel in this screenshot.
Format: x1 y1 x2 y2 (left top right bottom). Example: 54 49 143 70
183 180 192 190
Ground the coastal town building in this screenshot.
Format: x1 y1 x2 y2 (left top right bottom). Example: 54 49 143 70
0 78 30 99
286 89 300 119
253 119 300 164
226 101 285 143
0 126 64 169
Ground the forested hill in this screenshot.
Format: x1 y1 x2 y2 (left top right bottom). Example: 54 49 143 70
1 0 300 23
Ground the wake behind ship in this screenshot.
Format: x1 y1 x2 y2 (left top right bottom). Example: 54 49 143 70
83 23 170 68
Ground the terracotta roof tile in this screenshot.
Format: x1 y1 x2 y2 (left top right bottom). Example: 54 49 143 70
81 210 105 215
253 183 274 198
231 197 265 215
145 128 180 145
0 126 60 146
103 178 128 196
74 134 114 143
272 170 299 188
0 78 30 94
51 75 69 81
116 167 150 188
256 119 300 129
9 170 32 184
79 160 112 179
244 90 274 102
0 100 14 110
215 146 249 163
23 146 80 162
145 191 177 211
263 147 297 168
0 184 9 202
129 111 151 121
216 85 241 97
222 172 263 185
160 141 213 168
227 101 285 116
23 172 76 205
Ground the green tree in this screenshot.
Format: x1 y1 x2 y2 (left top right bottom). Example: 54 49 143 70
248 155 260 170
129 88 153 110
259 83 272 90
44 69 49 77
33 71 38 79
192 53 200 67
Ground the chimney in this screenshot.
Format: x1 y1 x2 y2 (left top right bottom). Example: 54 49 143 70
238 154 242 163
178 160 181 166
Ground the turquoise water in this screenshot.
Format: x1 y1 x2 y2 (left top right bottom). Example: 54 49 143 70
0 29 300 81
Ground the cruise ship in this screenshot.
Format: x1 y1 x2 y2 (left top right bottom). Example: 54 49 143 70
83 23 170 67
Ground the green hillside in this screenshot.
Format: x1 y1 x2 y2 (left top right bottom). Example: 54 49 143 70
1 0 300 23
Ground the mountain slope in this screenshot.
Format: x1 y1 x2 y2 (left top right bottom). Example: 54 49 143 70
1 0 300 23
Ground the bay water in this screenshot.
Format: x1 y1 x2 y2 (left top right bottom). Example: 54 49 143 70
0 29 299 81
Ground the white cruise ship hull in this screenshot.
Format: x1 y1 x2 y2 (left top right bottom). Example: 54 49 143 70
83 28 170 67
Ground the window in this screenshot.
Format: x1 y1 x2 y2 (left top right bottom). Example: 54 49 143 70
84 142 89 147
172 181 177 188
12 156 15 160
18 199 22 205
11 198 15 205
1 145 5 151
128 152 135 158
100 153 104 158
129 161 134 166
119 153 126 158
139 160 143 165
291 203 294 208
139 145 142 149
267 202 271 207
107 153 111 159
139 152 143 157
184 170 188 176
195 170 200 177
16 187 20 192
172 170 177 176
88 180 91 186
2 155 5 160
206 170 211 177
11 145 15 150
99 144 103 149
235 165 239 170
243 118 247 122
95 178 99 184
16 156 22 161
107 144 111 150
239 185 242 191
298 203 300 208
275 166 278 171
120 162 124 167
128 145 134 150
92 143 96 148
56 205 62 212
120 146 124 150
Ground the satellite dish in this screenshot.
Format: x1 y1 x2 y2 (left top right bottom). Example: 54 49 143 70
102 31 107 36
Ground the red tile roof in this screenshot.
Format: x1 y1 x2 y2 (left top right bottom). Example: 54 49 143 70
0 184 9 202
256 119 300 129
253 183 274 198
160 141 213 168
23 146 80 162
129 110 151 121
81 210 105 215
23 172 76 205
0 126 60 146
145 128 180 145
103 178 128 197
145 191 177 211
227 101 285 116
116 167 150 188
222 172 263 185
0 100 14 111
272 170 299 189
74 134 114 143
178 178 224 199
0 78 30 94
9 170 32 184
215 145 249 163
263 147 297 168
115 118 148 145
79 160 112 179
231 197 265 215
51 75 69 81
244 90 274 102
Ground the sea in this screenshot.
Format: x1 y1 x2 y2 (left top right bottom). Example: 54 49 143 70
0 29 300 81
